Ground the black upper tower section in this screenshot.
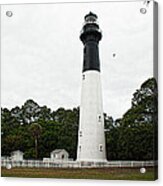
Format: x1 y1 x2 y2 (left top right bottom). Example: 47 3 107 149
80 12 102 72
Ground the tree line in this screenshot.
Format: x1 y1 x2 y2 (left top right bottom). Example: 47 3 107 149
1 77 158 160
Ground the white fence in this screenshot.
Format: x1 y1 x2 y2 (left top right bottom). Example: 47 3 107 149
1 159 157 168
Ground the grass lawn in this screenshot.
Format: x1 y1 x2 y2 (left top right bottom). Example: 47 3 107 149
1 167 157 180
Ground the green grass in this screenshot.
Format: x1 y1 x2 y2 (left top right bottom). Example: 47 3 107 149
1 167 157 180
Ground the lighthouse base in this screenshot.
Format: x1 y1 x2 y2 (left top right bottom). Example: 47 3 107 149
75 159 108 168
76 159 107 163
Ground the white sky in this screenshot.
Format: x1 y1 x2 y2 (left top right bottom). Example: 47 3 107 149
1 1 154 119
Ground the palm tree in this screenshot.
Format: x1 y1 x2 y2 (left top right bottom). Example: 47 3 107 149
29 123 42 159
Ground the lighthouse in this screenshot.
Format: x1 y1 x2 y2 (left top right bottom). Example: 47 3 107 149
77 12 106 163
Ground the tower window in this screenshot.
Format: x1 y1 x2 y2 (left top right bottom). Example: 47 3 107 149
99 144 103 152
98 115 102 123
80 131 82 137
82 74 85 80
79 145 81 151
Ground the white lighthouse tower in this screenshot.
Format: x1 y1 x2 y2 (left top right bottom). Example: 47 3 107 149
77 12 106 163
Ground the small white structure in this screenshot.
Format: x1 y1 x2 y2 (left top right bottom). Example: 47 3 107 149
11 150 24 161
50 149 69 161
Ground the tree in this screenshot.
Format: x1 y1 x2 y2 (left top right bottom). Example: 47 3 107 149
119 78 157 160
29 123 42 159
105 77 157 160
1 101 79 160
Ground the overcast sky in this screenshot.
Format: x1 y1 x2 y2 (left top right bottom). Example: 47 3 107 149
1 1 154 119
